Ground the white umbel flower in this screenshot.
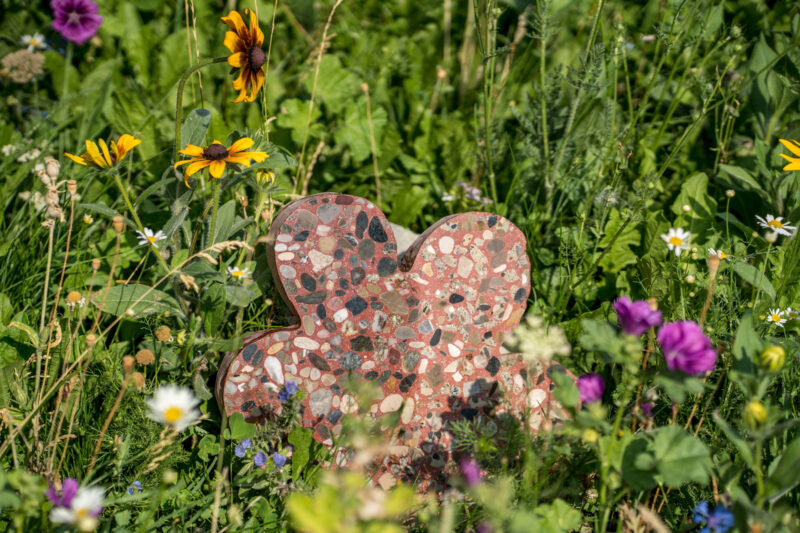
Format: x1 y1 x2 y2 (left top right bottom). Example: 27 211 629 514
765 308 786 326
660 227 690 256
227 266 251 280
755 214 795 237
509 314 571 362
136 227 166 247
49 486 104 526
146 385 200 432
21 33 46 51
785 307 798 320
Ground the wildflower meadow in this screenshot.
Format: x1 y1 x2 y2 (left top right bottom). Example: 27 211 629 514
1 0 800 531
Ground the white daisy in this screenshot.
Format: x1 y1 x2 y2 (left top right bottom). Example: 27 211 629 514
707 248 728 260
146 385 200 432
21 33 46 51
660 227 690 257
755 214 796 237
227 266 251 280
136 227 166 247
1 144 15 156
49 486 104 526
785 307 798 320
82 214 93 224
765 308 786 326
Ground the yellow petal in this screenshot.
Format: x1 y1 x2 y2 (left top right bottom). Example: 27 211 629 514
779 138 800 158
221 10 246 35
232 87 248 104
245 71 264 102
64 152 88 166
98 138 114 166
232 69 247 91
225 155 254 166
783 159 800 171
179 144 205 157
228 137 254 154
184 160 211 177
209 160 226 178
235 151 269 163
173 158 196 168
85 140 107 168
223 31 245 54
228 52 246 68
247 8 264 46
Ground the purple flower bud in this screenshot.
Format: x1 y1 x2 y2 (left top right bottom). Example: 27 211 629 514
459 456 482 487
613 296 662 336
273 453 287 468
254 452 267 467
46 477 78 507
577 373 605 404
657 321 717 375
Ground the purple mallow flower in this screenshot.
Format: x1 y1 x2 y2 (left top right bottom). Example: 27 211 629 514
278 380 298 403
51 0 103 45
254 452 267 467
613 296 662 336
657 321 717 375
459 456 482 487
46 478 78 507
273 452 287 468
640 402 653 418
577 373 605 404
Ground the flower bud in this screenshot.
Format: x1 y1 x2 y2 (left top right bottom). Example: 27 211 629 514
122 355 135 373
45 157 60 179
131 371 145 389
91 258 101 272
66 180 77 196
726 189 735 198
744 400 767 430
682 204 691 213
581 428 599 443
163 469 178 485
765 232 778 244
65 291 82 304
360 82 369 92
112 216 124 233
85 333 97 347
685 275 695 284
136 349 154 365
758 346 785 372
155 325 172 342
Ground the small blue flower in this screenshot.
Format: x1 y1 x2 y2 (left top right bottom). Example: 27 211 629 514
234 444 247 458
273 452 287 468
254 452 267 467
240 439 251 449
127 480 143 495
277 390 290 402
278 381 299 403
693 501 733 533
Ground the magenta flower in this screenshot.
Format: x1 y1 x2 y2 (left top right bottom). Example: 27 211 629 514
640 402 653 418
657 321 717 375
459 456 482 487
613 296 663 336
45 478 78 507
577 373 605 404
51 0 103 44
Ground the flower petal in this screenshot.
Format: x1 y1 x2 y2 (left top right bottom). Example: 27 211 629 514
247 8 264 46
236 151 269 163
223 31 245 54
85 140 107 168
228 137 254 154
228 52 246 68
225 155 254 166
98 138 114 166
65 152 88 166
179 144 205 157
173 158 196 168
779 138 800 158
209 160 226 178
221 10 247 34
184 160 211 177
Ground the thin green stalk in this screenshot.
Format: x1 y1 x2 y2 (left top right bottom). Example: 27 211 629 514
597 384 634 532
173 57 229 160
35 223 56 403
61 42 73 101
209 179 221 246
536 0 550 189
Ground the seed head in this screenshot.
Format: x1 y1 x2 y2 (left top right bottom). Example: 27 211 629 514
112 216 124 233
131 372 145 389
726 189 736 198
122 355 135 372
91 258 101 272
45 158 61 179
155 325 172 342
136 349 155 366
65 291 82 304
66 180 77 196
85 333 97 346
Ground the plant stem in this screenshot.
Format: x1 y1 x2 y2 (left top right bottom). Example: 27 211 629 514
35 223 56 403
61 41 73 101
209 178 221 246
173 57 229 160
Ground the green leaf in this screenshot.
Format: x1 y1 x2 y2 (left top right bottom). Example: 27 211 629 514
181 109 211 150
732 262 776 301
288 426 313 481
304 55 358 115
227 412 256 441
670 172 717 237
529 499 582 532
765 436 800 503
225 283 262 307
654 371 704 404
550 370 579 409
651 425 711 487
719 164 767 197
730 312 761 375
78 203 133 228
713 412 754 467
276 99 323 145
578 319 625 358
621 436 657 490
91 284 182 318
7 322 38 348
598 209 640 273
210 200 236 244
192 372 213 401
197 434 220 462
201 284 226 337
333 98 388 162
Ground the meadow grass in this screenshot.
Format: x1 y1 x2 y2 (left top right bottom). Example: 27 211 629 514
1 0 800 531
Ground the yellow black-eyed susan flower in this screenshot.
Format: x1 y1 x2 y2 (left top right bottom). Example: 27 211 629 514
65 134 141 168
221 9 265 103
779 139 800 171
173 138 268 188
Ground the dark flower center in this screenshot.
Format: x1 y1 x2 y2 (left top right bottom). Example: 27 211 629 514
204 144 229 161
248 46 266 71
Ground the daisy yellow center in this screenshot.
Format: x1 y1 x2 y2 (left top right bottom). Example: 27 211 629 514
147 235 157 243
164 406 184 424
768 219 783 229
31 39 40 46
790 312 798 319
232 270 243 277
203 144 229 161
668 236 682 246
719 252 727 259
76 508 88 519
771 314 781 322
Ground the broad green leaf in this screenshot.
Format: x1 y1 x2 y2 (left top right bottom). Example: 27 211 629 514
670 172 717 237
91 284 182 318
288 426 313 481
719 164 767 196
531 498 582 532
713 412 754 467
550 369 579 409
304 55 358 115
197 434 220 462
201 284 226 337
765 436 800 503
227 412 257 441
732 262 776 301
192 372 213 401
651 425 711 487
333 98 387 162
225 283 262 307
598 209 640 273
730 312 760 375
276 98 323 145
621 436 657 490
181 108 211 150
209 200 236 244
